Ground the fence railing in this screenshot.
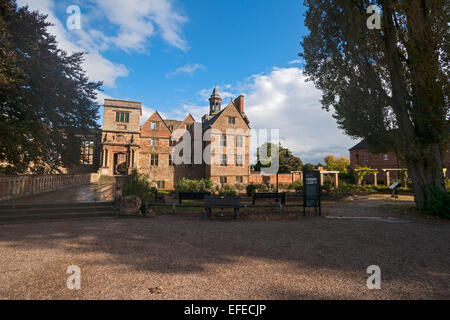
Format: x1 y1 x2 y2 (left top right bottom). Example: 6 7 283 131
0 173 99 201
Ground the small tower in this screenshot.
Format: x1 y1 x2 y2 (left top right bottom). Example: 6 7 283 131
209 86 222 116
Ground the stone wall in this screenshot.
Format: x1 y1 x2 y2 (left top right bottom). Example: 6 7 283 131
0 173 99 201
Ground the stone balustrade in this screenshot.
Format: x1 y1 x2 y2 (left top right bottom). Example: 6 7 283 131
0 173 99 201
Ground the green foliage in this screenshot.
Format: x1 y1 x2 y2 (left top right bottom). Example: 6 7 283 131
324 155 350 173
246 183 280 195
303 163 316 172
446 178 450 190
174 178 213 193
321 180 334 193
123 170 154 204
355 166 378 185
286 180 303 193
217 184 238 196
423 185 450 218
301 0 449 209
0 1 102 174
254 143 303 173
340 172 356 184
246 183 258 196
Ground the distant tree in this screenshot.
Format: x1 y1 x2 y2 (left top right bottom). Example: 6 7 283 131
0 0 102 174
254 143 303 173
301 0 449 210
324 155 350 173
302 163 316 172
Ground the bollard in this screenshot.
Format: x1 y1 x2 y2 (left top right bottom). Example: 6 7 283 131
172 203 176 214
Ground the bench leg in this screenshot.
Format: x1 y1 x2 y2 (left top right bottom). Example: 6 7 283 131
203 208 209 219
234 208 240 220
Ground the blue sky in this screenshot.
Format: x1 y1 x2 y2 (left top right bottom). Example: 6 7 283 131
17 0 357 164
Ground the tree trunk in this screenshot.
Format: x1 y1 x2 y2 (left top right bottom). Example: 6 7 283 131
406 142 446 209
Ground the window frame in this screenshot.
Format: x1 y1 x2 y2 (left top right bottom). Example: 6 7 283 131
220 154 228 167
220 134 227 147
235 154 243 167
150 154 159 166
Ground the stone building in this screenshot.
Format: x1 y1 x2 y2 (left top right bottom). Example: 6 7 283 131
98 88 251 189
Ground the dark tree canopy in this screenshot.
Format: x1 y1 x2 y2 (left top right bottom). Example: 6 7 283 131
301 0 449 210
0 0 102 174
254 143 303 173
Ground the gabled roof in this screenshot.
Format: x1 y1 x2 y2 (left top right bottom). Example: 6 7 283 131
202 101 250 131
349 140 367 151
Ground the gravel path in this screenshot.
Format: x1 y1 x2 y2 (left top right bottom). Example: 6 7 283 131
0 195 449 300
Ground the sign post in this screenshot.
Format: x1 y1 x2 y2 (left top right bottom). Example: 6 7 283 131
303 171 321 216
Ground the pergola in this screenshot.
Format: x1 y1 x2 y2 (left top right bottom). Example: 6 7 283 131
316 170 340 187
381 168 408 186
354 168 379 186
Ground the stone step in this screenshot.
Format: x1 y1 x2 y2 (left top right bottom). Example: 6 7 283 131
0 211 114 223
0 205 114 216
0 201 114 211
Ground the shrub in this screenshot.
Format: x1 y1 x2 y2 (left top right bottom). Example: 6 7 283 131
174 178 213 192
340 172 356 184
423 185 450 218
286 180 303 193
218 184 238 196
123 170 154 204
321 180 334 193
246 183 258 196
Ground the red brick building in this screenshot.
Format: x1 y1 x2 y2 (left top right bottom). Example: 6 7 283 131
349 140 450 184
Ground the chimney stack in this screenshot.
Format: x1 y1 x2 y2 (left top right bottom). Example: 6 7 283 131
234 95 244 113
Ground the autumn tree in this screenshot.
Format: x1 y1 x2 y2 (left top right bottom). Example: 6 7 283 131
301 0 449 211
324 155 350 173
0 0 102 174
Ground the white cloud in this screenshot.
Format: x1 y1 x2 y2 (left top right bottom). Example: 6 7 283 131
17 0 129 88
92 0 188 52
210 67 356 164
17 0 189 87
166 63 206 78
288 59 303 65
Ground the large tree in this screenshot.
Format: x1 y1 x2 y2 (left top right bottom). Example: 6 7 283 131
0 0 102 174
254 143 303 173
301 0 449 210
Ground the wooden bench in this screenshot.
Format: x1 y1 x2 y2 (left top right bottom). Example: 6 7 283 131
252 192 286 205
204 196 241 219
155 192 166 203
178 192 211 204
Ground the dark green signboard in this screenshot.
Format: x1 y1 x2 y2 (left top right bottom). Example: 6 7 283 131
303 171 321 216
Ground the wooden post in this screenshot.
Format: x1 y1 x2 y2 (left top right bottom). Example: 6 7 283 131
356 171 361 185
386 171 390 186
320 172 324 186
334 173 339 188
373 172 378 186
